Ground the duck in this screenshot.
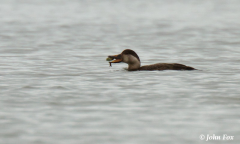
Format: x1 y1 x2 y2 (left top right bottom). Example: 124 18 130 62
106 49 196 71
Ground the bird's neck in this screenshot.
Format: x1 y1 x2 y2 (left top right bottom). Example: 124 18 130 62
122 54 141 71
128 62 141 71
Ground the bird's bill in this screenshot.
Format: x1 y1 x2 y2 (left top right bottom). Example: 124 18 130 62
107 54 122 63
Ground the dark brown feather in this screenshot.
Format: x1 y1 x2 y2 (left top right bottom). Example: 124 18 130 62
121 49 140 62
138 63 196 71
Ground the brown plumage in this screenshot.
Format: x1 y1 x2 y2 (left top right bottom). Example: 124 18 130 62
138 63 195 71
107 49 196 71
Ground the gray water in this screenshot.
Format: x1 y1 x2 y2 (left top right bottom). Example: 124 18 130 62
0 0 240 144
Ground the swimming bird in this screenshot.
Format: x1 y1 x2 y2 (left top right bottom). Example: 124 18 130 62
106 49 196 71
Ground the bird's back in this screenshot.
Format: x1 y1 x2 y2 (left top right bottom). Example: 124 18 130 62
138 63 196 71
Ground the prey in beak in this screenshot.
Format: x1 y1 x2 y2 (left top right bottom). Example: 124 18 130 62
106 54 122 67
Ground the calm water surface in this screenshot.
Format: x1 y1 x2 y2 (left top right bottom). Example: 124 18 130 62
0 0 240 144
